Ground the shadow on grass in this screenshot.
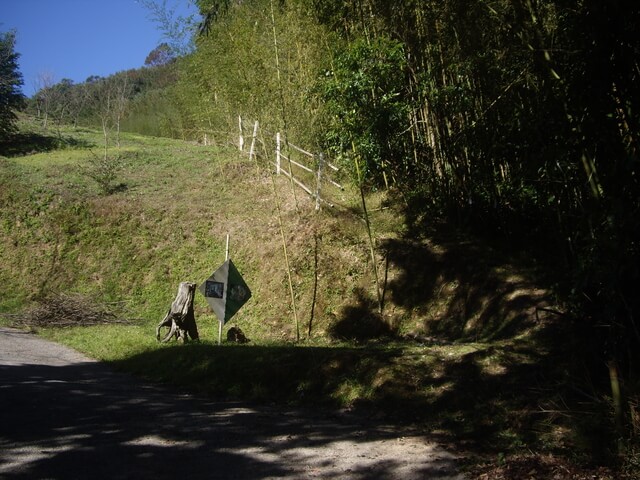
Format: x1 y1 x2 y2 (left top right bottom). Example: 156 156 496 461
0 356 462 479
111 343 403 408
380 232 551 342
318 214 616 463
108 324 607 461
329 287 394 342
0 131 94 157
325 206 553 345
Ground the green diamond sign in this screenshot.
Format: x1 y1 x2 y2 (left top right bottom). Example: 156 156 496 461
199 259 251 324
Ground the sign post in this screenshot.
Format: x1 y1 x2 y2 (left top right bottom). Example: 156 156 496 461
198 235 252 345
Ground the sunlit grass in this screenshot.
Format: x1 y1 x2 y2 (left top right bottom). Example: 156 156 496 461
40 324 155 362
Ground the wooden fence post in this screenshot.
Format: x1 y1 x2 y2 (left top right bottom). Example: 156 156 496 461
249 121 259 161
315 153 324 211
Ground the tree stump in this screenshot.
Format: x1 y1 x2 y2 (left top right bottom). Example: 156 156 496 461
156 282 199 343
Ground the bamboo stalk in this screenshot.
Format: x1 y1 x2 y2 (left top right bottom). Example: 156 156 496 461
249 120 260 174
308 233 319 338
608 360 625 453
353 141 383 315
315 153 323 211
262 137 300 341
270 0 299 212
276 132 281 175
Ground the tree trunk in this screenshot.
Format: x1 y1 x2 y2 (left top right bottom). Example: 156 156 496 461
156 282 199 343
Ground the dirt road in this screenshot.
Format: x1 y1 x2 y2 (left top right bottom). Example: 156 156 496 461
0 327 466 479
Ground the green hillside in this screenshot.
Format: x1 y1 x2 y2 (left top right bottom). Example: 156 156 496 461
0 119 394 340
0 120 553 343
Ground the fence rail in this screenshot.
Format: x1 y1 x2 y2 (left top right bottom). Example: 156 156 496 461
237 116 343 210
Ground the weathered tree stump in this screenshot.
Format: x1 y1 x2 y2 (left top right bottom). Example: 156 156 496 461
156 282 199 343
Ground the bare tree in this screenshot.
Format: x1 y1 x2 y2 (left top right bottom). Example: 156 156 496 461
139 0 199 56
92 77 115 157
112 74 132 147
83 77 125 194
33 71 56 129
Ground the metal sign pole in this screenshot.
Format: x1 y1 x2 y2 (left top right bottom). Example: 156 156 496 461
217 234 230 346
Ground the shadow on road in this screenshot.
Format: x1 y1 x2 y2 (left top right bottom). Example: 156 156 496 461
0 338 463 479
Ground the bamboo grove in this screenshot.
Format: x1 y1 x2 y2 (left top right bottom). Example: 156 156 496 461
190 0 640 447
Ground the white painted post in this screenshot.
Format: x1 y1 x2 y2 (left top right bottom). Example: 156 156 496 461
315 153 324 211
249 121 259 162
238 115 244 152
218 233 230 346
276 132 281 175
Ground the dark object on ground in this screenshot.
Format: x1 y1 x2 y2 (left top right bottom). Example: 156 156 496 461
156 282 199 342
227 326 249 343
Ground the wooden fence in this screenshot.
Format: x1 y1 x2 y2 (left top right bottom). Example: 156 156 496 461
238 116 343 210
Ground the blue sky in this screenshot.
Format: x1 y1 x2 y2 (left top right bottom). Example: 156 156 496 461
2 0 198 96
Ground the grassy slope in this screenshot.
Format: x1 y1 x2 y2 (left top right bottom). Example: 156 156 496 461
0 121 621 473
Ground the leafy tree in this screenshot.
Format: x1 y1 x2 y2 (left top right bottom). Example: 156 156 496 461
319 36 409 187
140 0 199 56
145 43 175 67
0 30 25 138
85 75 102 84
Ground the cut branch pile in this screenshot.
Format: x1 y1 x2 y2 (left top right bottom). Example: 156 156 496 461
1 293 132 328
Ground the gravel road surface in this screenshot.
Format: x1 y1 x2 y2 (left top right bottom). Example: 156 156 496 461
0 327 466 479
